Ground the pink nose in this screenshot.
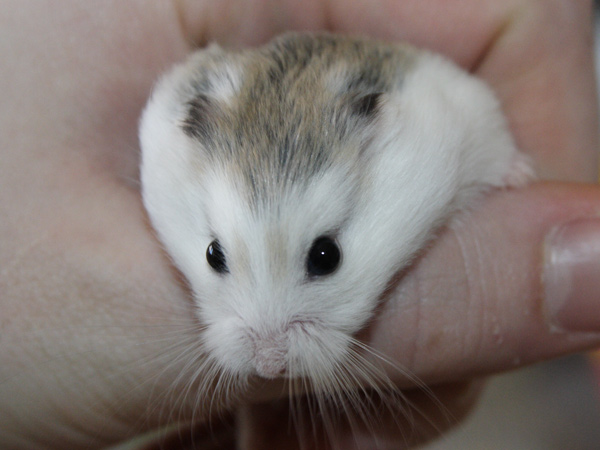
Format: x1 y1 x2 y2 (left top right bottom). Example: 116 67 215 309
250 331 289 379
254 345 287 378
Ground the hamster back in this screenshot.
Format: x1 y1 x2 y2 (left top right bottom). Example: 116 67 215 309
139 32 531 381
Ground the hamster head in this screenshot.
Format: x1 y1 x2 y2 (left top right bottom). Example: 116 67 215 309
140 33 527 382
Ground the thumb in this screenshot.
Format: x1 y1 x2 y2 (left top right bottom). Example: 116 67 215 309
368 182 600 384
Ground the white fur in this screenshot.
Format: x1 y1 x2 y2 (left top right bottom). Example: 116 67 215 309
140 37 530 382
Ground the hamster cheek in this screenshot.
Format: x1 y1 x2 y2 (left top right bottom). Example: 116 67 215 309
202 316 255 376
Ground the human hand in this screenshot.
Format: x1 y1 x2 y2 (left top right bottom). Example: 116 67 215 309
0 1 598 449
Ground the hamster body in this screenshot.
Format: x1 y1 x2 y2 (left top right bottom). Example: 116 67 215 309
140 33 531 382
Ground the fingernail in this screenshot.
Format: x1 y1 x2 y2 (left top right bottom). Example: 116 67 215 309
544 219 600 333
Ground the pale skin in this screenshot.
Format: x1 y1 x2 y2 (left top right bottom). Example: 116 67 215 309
0 0 599 449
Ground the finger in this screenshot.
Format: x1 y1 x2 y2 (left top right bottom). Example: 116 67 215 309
177 0 502 64
238 381 484 450
475 0 599 182
365 183 600 386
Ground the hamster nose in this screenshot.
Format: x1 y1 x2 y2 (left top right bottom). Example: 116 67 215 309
250 330 289 379
253 346 288 378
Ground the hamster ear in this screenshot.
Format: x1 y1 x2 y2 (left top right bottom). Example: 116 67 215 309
182 93 214 140
180 48 245 140
351 92 383 118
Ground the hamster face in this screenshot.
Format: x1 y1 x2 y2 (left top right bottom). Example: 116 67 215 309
140 33 530 382
195 164 370 379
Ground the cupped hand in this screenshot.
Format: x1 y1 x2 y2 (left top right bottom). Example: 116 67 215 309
0 1 598 449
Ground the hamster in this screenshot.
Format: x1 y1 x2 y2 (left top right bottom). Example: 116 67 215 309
139 32 532 388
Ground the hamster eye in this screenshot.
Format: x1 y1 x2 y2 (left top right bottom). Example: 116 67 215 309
206 240 228 274
306 237 341 277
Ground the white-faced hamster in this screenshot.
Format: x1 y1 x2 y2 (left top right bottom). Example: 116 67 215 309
139 32 531 385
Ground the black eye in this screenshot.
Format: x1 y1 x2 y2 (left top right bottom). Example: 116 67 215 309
206 240 228 274
306 237 341 277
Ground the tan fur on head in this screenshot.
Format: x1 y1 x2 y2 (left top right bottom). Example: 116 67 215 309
179 33 417 208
